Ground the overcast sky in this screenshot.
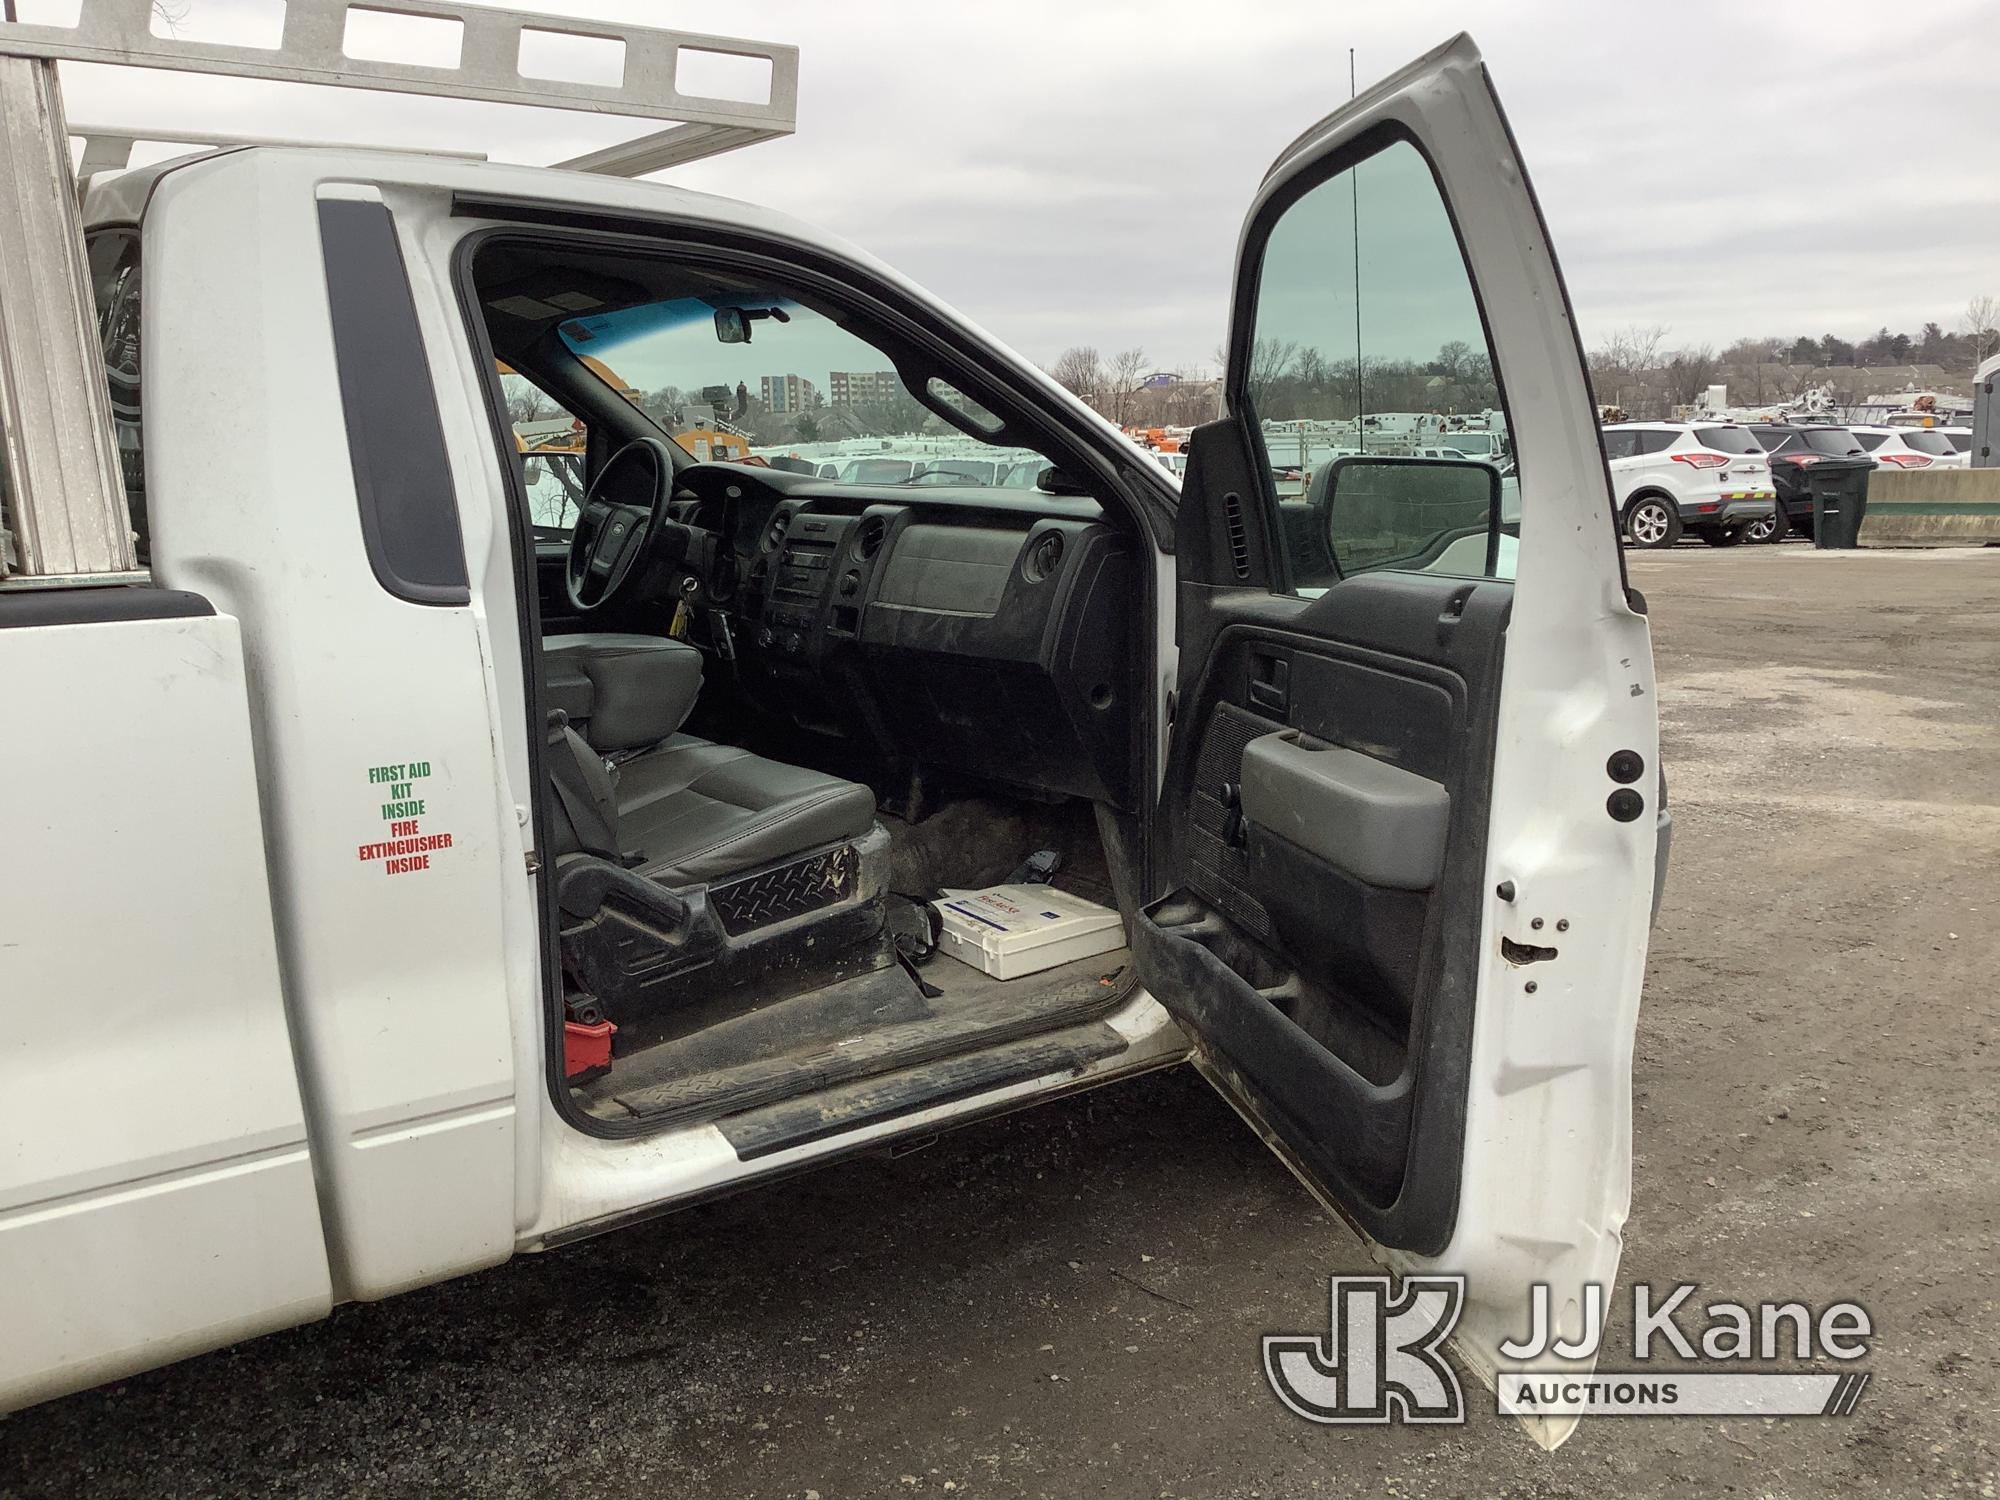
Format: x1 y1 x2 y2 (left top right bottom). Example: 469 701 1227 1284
40 0 2000 373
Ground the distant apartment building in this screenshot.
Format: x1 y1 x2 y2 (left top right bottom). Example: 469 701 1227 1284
760 373 819 414
827 369 900 408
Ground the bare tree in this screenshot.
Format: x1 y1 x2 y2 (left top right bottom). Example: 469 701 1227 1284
1664 344 1719 409
1719 336 1782 365
1589 323 1668 378
1106 347 1149 426
1432 339 1474 380
1587 324 1670 416
1962 295 2000 365
505 382 559 426
1718 337 1788 403
1243 336 1300 410
1047 346 1105 402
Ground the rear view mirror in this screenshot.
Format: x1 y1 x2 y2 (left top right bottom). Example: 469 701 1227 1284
713 305 792 344
1314 455 1502 581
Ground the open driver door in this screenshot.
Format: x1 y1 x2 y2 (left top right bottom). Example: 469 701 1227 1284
1133 35 1660 1447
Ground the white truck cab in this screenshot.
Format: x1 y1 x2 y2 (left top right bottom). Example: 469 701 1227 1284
0 3 1660 1450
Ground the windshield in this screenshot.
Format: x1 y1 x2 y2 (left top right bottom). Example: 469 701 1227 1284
552 293 1056 488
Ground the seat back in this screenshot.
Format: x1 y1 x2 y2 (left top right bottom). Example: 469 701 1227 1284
541 634 703 753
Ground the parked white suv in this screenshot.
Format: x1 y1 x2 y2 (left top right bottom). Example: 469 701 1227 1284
1850 425 1967 471
1602 422 1778 548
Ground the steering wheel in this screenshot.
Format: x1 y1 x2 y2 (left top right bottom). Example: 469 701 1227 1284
564 437 680 614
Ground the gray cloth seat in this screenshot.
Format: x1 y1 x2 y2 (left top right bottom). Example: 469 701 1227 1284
540 635 876 887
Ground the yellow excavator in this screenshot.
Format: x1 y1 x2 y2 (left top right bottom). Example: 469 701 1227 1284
502 357 751 462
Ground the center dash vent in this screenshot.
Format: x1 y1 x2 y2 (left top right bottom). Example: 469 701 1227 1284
856 515 888 560
765 510 791 551
1222 491 1251 580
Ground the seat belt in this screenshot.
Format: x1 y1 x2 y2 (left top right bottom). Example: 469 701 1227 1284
545 712 638 866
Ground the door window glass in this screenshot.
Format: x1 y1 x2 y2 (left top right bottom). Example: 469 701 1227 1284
1635 430 1678 455
1245 137 1513 588
502 367 588 535
86 230 146 563
1601 430 1640 460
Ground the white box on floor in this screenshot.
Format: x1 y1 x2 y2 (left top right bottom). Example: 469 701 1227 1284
934 884 1126 980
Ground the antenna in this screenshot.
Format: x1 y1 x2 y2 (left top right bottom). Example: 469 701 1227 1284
1350 48 1363 451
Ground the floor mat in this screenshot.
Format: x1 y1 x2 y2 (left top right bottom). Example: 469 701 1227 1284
881 795 1113 907
573 943 1134 1128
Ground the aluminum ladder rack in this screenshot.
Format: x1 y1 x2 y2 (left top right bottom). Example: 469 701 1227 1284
0 0 800 582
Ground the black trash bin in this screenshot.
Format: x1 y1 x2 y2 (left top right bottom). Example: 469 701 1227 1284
1810 464 1871 548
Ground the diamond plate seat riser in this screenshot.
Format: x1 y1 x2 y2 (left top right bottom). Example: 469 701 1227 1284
711 845 860 937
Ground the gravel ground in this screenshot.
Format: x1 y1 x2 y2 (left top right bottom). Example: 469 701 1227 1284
4 544 1997 1499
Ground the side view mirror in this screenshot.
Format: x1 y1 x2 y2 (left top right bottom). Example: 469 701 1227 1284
1035 466 1091 496
522 459 544 486
1313 454 1502 581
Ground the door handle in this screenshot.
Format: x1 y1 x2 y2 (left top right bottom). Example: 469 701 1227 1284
1249 653 1289 714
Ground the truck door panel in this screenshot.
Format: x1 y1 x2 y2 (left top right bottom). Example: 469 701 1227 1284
1132 36 1658 1449
1148 569 1511 1225
138 175 523 1301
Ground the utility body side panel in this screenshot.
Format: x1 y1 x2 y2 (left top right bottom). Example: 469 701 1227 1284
0 607 331 1409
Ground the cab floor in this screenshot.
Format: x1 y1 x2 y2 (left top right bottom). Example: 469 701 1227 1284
571 943 1135 1130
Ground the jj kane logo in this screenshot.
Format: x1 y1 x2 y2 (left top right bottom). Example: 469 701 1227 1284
1263 1276 1467 1424
1264 1276 1873 1425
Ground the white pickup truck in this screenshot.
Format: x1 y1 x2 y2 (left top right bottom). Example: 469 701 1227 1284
0 2 1662 1448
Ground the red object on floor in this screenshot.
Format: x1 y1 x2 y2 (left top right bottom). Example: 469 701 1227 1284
563 1019 617 1079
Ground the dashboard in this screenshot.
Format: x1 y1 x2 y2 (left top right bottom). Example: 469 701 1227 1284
670 463 1139 810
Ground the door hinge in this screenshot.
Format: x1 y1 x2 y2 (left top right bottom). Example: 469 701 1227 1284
525 850 542 875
